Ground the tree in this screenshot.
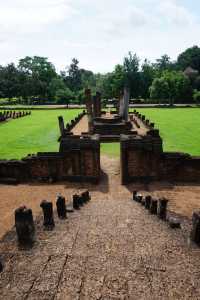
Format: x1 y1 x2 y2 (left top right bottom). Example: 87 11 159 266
48 77 66 100
80 69 96 89
111 64 125 97
193 89 200 104
123 52 140 97
18 56 57 101
94 72 114 99
150 77 170 103
0 64 21 100
150 71 192 105
140 59 155 99
177 46 200 72
55 87 74 106
164 71 192 104
194 76 200 91
154 55 174 73
64 58 82 92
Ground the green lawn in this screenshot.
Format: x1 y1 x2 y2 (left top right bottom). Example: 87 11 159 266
101 143 120 157
0 109 82 159
137 108 200 156
1 108 200 160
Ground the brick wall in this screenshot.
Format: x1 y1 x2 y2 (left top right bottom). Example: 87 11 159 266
120 135 200 184
0 136 100 184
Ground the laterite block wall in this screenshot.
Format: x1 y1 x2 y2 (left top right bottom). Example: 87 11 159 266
0 136 100 184
121 134 200 184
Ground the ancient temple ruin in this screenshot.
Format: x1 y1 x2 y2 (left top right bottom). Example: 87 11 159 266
1 88 200 184
85 88 134 141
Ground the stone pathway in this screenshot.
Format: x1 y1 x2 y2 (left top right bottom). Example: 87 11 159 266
1 158 200 299
71 115 88 135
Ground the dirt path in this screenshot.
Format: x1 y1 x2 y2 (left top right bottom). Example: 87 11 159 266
0 157 200 240
72 115 88 135
1 156 200 298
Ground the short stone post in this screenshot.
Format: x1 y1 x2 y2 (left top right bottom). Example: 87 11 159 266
81 192 86 204
191 211 200 245
86 190 90 201
137 194 143 203
15 206 35 245
96 92 101 117
56 194 67 219
40 200 55 229
73 194 80 210
145 195 152 209
168 217 181 229
58 116 66 136
148 129 160 137
150 199 157 214
0 259 3 272
66 124 70 131
81 190 90 203
158 198 168 220
85 89 93 132
133 191 137 201
78 195 84 206
123 87 130 121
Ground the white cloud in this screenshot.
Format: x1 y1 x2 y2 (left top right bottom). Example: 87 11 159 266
0 0 77 34
0 0 199 72
157 0 196 26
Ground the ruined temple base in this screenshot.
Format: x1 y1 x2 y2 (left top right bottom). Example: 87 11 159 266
0 155 200 240
1 156 200 299
1 157 200 299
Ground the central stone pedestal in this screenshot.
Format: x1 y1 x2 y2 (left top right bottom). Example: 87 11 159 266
92 116 133 141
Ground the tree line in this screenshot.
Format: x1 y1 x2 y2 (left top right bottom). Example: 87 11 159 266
1 45 200 105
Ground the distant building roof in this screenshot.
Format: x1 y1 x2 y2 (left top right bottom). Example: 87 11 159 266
184 66 199 77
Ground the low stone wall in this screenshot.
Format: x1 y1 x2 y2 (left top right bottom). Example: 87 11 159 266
132 110 155 129
58 111 86 138
160 153 200 182
120 134 200 184
0 135 100 184
0 111 31 123
66 111 86 132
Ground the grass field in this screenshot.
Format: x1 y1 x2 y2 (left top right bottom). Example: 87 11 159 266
1 108 200 159
101 143 120 157
137 108 200 156
0 109 82 159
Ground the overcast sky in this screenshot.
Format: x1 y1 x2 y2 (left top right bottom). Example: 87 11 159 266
0 0 199 73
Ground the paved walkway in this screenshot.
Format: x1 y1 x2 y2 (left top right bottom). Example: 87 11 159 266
72 115 88 135
1 159 200 299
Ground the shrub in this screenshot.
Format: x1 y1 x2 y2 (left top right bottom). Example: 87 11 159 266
55 88 74 105
193 90 200 103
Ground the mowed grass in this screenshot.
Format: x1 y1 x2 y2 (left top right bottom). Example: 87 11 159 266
0 109 120 159
137 108 200 156
1 108 200 160
101 143 120 157
0 109 82 159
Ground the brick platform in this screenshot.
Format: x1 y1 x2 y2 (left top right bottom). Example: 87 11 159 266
1 158 200 299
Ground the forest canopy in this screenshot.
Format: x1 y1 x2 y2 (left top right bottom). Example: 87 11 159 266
1 45 200 105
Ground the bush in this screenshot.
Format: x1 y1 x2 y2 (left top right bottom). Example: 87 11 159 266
150 71 193 105
76 89 85 105
193 90 200 103
55 88 74 105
